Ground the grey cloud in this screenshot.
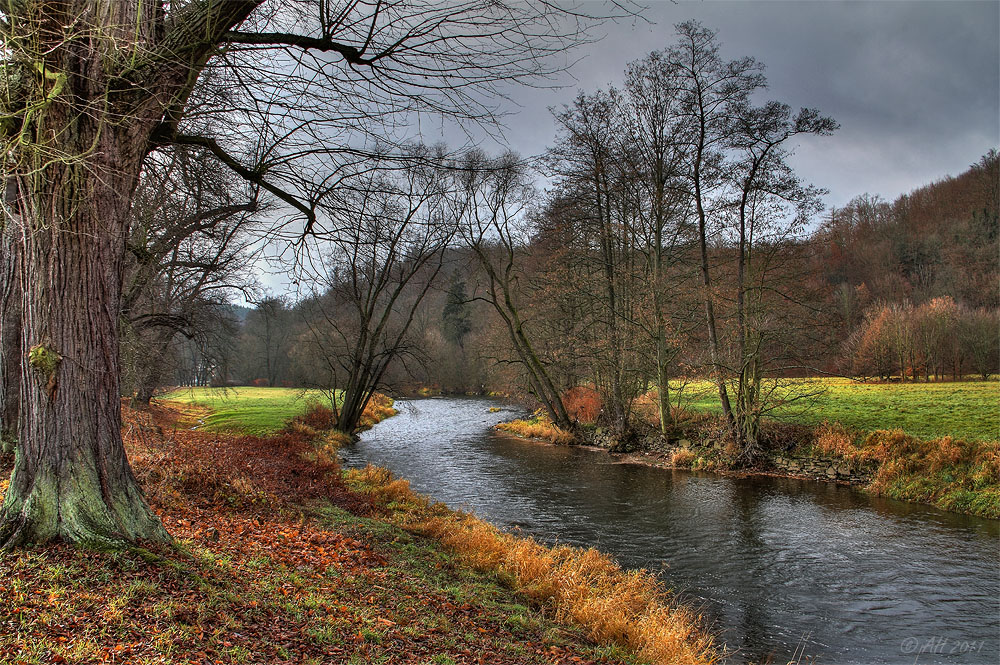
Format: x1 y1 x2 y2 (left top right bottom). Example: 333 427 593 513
477 0 998 209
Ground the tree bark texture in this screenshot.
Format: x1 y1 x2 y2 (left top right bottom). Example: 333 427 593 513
0 0 259 548
0 219 19 452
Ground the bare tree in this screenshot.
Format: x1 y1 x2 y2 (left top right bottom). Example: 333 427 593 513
725 101 836 459
622 52 696 434
0 0 618 547
548 90 648 437
962 307 999 381
458 152 573 430
668 22 835 460
298 150 457 434
121 147 261 406
668 21 766 433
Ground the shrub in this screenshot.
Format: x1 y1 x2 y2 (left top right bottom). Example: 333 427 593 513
296 402 336 431
322 430 354 449
562 386 602 424
670 449 695 468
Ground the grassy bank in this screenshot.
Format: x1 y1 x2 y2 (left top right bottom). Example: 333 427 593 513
808 424 1000 518
0 403 644 665
158 387 397 436
345 466 718 665
640 414 1000 519
668 378 997 441
160 386 332 435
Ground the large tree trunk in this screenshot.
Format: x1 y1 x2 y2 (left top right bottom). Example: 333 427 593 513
0 31 168 545
1 130 169 547
0 0 258 548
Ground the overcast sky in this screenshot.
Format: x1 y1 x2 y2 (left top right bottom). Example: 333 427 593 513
256 0 999 300
457 0 999 211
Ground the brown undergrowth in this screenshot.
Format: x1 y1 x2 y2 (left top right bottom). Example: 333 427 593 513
0 404 633 664
345 465 720 665
810 422 1000 518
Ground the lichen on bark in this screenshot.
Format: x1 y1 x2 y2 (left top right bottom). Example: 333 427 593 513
28 343 60 375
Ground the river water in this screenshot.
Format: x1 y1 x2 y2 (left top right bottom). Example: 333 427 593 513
339 397 999 664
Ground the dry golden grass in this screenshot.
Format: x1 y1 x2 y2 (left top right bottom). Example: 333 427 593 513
814 421 858 458
346 465 431 510
496 415 575 445
345 464 719 665
670 448 696 468
323 429 355 449
358 392 399 430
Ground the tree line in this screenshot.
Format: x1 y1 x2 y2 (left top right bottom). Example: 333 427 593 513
173 25 997 469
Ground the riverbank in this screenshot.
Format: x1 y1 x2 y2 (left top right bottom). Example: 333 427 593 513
0 402 638 665
496 412 1000 519
0 393 720 664
346 465 717 665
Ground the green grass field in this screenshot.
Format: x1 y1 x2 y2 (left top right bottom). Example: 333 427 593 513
160 387 337 435
671 378 998 441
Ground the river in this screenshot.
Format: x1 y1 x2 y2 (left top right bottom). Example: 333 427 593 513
339 397 999 665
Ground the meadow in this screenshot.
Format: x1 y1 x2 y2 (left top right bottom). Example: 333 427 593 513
670 378 998 441
160 387 337 435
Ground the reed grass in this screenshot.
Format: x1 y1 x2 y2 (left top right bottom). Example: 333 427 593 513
496 414 575 445
345 464 720 665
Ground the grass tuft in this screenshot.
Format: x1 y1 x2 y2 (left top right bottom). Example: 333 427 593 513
357 393 399 431
497 413 575 445
670 449 696 468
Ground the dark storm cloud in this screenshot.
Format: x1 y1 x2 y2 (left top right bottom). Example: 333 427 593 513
477 0 1000 210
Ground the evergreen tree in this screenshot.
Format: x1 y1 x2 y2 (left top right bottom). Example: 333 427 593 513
442 272 472 348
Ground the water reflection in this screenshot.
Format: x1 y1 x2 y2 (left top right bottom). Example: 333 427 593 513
341 397 999 664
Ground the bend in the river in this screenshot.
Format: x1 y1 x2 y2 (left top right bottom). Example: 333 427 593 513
339 397 999 665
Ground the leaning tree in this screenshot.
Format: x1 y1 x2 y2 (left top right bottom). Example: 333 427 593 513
0 0 615 548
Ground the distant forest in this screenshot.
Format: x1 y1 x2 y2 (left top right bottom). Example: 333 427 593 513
151 149 998 397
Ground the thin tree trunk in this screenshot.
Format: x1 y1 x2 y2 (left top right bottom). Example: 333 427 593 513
693 158 735 429
131 335 173 408
651 226 672 435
